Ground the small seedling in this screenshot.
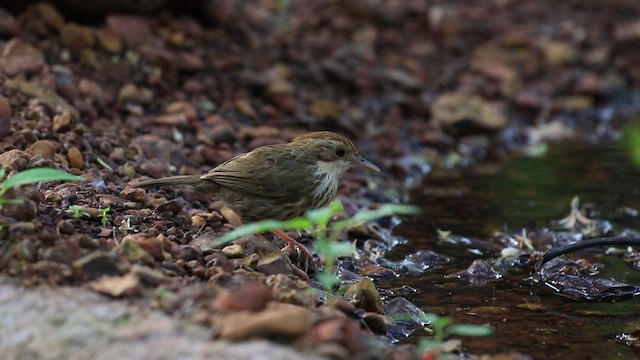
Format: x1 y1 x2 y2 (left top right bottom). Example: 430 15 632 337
98 207 111 227
0 167 83 209
417 313 494 358
66 205 89 218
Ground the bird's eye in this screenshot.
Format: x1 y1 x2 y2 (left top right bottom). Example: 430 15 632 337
335 148 346 157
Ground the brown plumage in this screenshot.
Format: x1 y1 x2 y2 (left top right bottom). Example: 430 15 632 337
133 131 380 222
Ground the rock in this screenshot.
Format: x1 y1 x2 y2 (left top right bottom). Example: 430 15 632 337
120 187 147 203
106 15 154 48
343 278 385 314
60 23 96 52
0 94 11 137
90 273 143 297
4 79 78 118
303 317 364 354
0 149 30 171
67 147 84 169
116 237 155 264
215 303 314 341
1 199 37 221
52 112 74 133
72 251 122 280
221 244 244 258
131 264 169 285
539 39 578 66
614 20 640 42
95 28 123 53
212 283 273 312
0 38 46 76
432 92 507 132
156 199 183 215
310 99 340 121
26 140 56 160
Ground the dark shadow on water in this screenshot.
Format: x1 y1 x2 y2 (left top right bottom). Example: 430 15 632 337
389 141 640 359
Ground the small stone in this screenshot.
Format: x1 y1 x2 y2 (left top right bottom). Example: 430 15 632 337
26 140 55 160
116 237 155 264
432 92 507 132
221 244 244 258
60 23 95 52
191 215 207 228
156 199 183 215
0 94 12 138
344 278 385 314
72 251 122 280
52 112 74 133
171 245 201 262
131 264 169 285
539 39 578 66
0 150 29 171
90 273 143 297
212 283 273 312
67 147 84 169
215 303 314 341
120 187 147 203
0 38 45 76
95 28 122 53
1 198 37 221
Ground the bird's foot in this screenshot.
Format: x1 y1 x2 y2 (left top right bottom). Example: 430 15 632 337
273 229 314 272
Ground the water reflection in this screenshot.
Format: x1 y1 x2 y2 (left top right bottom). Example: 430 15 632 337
390 141 640 358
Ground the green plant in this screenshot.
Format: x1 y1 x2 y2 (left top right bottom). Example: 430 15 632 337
417 313 494 358
212 199 420 290
66 205 89 218
98 207 111 226
0 167 83 209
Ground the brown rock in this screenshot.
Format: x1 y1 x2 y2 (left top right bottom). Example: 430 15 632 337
60 23 96 52
120 187 147 203
212 283 274 312
95 28 123 53
215 302 314 341
0 150 30 171
343 278 385 314
538 39 578 66
116 236 155 264
432 92 507 131
90 273 143 297
67 147 84 169
52 112 75 133
0 38 45 76
0 95 12 137
72 251 122 280
26 140 55 160
4 79 79 119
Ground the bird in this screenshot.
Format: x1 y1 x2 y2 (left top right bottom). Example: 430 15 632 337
133 131 380 265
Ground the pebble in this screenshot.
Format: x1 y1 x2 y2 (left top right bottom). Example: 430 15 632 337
0 38 45 76
0 149 30 171
67 147 84 169
27 140 55 160
60 23 96 52
72 251 122 280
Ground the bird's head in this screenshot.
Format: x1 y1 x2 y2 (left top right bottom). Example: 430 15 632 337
290 131 380 179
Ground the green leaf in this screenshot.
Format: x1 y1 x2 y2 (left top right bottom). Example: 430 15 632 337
328 241 353 257
316 271 340 290
1 168 83 195
207 217 313 248
446 324 494 337
305 199 344 227
333 204 420 232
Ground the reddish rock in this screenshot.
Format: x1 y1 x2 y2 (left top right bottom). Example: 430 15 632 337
0 38 45 76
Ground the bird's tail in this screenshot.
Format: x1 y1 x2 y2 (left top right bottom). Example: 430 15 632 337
131 175 202 188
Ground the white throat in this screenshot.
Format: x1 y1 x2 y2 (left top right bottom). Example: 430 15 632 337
311 160 348 203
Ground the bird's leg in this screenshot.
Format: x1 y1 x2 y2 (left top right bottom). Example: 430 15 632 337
272 229 314 271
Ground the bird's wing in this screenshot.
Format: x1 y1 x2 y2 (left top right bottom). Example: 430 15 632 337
201 145 310 199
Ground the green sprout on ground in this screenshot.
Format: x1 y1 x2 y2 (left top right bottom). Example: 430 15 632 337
417 313 494 358
211 199 420 291
98 207 111 227
66 205 90 218
0 167 83 209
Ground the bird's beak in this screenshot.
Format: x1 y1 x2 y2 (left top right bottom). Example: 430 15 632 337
354 156 381 172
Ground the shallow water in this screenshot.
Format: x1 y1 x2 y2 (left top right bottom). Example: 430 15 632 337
391 141 640 359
